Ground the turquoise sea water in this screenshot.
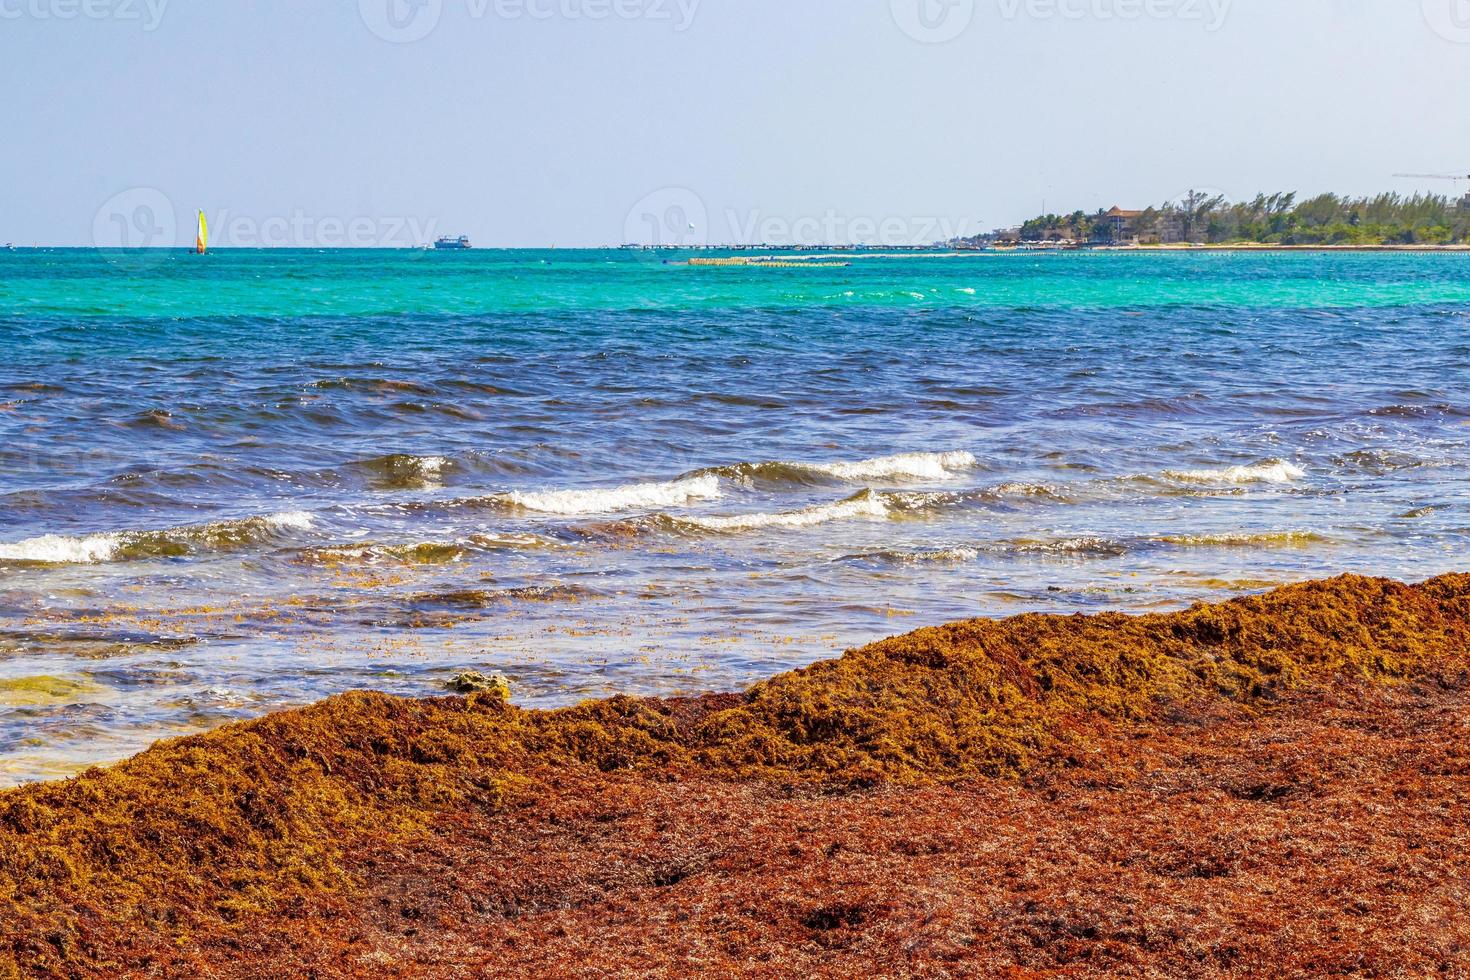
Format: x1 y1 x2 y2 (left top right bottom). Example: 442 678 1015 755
1 248 1468 783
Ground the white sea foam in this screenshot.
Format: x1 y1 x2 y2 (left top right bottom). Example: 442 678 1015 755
504 474 722 516
680 489 890 532
180 686 255 708
989 481 1067 499
793 451 977 482
712 450 978 487
0 533 125 564
0 511 315 565
263 511 315 530
402 455 447 486
1007 536 1130 556
1164 460 1306 485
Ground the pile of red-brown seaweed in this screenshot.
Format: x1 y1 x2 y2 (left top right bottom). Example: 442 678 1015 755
2 574 1468 976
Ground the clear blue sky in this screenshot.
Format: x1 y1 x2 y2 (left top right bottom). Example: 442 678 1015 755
3 0 1469 246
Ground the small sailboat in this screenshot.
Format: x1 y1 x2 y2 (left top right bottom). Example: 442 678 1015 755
195 210 208 254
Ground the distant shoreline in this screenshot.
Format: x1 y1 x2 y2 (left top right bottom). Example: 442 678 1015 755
680 244 1470 265
4 243 1470 254
1043 242 1470 253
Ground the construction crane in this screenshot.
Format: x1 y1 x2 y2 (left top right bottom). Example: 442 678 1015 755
1394 172 1470 188
1393 173 1470 209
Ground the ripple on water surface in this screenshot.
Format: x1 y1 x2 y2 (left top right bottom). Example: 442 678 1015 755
2 250 1469 783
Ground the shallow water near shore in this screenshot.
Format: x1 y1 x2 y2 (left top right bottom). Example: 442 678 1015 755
1 248 1468 785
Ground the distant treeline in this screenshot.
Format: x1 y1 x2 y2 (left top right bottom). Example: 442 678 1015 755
1006 191 1470 245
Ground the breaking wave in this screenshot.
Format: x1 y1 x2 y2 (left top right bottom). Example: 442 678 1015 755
439 454 994 520
485 474 722 516
702 450 978 487
1163 460 1306 485
839 546 982 565
670 489 892 533
295 532 562 566
604 481 1071 539
0 512 315 566
295 541 469 566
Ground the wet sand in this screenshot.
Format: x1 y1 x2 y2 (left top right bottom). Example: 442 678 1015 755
2 574 1469 977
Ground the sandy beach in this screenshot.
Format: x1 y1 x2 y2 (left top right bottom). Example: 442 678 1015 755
2 574 1468 977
